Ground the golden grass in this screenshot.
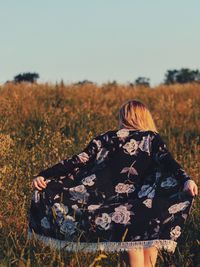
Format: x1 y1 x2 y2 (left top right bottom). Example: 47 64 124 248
0 82 199 266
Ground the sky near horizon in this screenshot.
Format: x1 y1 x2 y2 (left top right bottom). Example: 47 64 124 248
0 0 200 86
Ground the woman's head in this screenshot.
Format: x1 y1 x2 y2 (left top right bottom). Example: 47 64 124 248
118 99 158 133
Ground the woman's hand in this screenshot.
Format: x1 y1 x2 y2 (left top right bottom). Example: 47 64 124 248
31 176 47 191
183 179 198 197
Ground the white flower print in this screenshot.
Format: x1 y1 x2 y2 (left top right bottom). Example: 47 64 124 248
60 215 77 236
138 185 155 199
151 224 160 238
182 213 188 220
111 205 133 225
132 235 141 240
71 204 79 210
41 216 50 229
33 190 40 203
69 185 89 204
92 139 102 150
170 225 181 240
155 171 162 179
122 139 139 155
149 218 160 225
163 215 174 224
70 184 86 193
120 160 138 178
160 177 178 188
148 189 155 198
52 203 69 224
59 176 66 180
168 201 190 214
154 225 160 232
54 194 60 200
95 213 112 230
53 203 69 215
115 183 135 194
116 128 130 138
77 152 90 163
81 174 96 186
88 204 102 212
96 148 109 164
143 198 153 208
138 134 154 155
138 185 151 198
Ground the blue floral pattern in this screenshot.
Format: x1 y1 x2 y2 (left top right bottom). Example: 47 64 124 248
28 129 195 252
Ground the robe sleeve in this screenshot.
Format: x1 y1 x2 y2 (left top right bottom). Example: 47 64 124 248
33 131 110 181
152 133 192 186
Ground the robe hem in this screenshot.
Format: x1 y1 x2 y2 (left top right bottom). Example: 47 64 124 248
27 228 177 253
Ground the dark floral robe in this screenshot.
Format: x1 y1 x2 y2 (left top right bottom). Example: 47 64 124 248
28 128 195 253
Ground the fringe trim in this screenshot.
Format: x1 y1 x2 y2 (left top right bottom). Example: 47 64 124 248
27 229 177 253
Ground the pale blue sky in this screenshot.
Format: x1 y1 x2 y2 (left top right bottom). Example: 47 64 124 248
0 0 199 86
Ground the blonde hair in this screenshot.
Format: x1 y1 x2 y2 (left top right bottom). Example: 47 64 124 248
118 99 158 133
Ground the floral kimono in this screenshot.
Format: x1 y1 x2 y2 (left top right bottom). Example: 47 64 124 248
28 128 195 253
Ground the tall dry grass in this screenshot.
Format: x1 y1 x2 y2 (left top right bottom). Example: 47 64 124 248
0 82 199 266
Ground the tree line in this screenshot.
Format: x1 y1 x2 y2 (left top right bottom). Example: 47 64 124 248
6 68 200 87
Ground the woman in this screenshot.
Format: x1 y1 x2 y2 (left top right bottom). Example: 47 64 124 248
28 99 198 267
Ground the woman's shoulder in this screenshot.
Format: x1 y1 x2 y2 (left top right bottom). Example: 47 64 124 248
96 129 161 148
106 128 158 138
97 129 161 143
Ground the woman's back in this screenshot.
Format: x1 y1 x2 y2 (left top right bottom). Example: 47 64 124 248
28 127 194 253
104 129 157 184
35 127 192 199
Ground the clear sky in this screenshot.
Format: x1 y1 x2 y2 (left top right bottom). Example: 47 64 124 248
0 0 200 86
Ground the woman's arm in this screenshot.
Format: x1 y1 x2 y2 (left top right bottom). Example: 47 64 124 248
34 130 111 181
152 133 193 186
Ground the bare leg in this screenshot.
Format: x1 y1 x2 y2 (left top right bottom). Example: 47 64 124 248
127 248 144 267
143 246 158 267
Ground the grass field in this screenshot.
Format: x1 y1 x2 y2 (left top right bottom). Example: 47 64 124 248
0 82 199 266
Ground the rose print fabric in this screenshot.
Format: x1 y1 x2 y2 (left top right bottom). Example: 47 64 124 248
28 129 195 253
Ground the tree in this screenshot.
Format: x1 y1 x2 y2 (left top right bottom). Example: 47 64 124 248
164 68 200 84
135 77 150 87
73 80 94 86
163 70 178 84
14 72 39 83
